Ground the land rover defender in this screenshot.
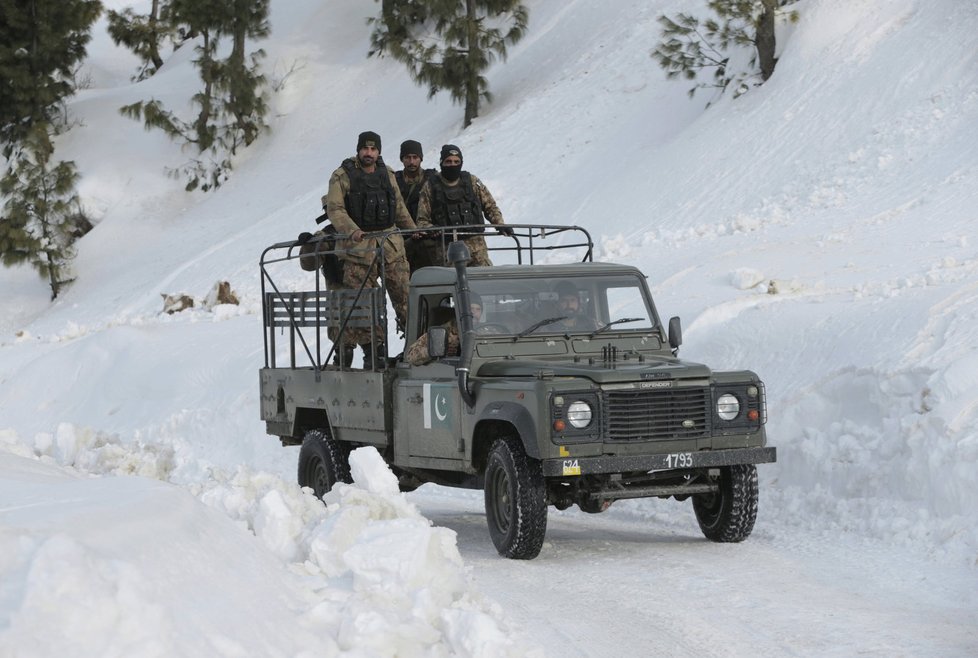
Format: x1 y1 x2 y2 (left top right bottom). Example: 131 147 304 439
259 225 775 559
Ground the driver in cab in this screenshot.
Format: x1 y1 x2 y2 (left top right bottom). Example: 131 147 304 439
405 293 485 365
552 281 598 331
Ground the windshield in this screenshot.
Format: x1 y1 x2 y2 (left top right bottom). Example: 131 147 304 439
468 275 656 336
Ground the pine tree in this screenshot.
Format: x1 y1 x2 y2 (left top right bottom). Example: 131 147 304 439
651 0 798 103
0 0 101 299
106 0 173 81
217 0 270 153
120 0 269 192
368 0 528 129
1 126 80 300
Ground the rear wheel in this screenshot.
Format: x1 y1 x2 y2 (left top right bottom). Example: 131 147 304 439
484 436 548 559
298 428 351 501
692 464 758 542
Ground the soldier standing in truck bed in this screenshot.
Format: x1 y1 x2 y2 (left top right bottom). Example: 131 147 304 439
416 144 512 268
321 130 417 367
394 139 437 273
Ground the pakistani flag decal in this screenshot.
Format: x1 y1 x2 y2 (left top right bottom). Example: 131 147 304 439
423 383 454 429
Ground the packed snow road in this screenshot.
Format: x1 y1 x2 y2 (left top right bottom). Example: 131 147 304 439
410 485 978 657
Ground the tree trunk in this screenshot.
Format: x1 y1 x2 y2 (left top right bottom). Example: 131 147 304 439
231 7 248 147
463 0 479 128
37 175 58 300
756 0 778 81
148 0 164 71
194 30 214 151
47 250 60 300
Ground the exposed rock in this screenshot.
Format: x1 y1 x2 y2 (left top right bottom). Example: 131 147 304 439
161 293 194 314
204 280 240 308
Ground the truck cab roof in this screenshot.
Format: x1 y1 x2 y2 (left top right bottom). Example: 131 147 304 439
409 262 646 288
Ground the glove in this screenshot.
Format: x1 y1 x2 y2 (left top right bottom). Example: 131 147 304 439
497 226 515 237
296 232 313 245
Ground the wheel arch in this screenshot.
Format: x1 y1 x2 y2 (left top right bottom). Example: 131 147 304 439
472 401 541 471
293 406 331 441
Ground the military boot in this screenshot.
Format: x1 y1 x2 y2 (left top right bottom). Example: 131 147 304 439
332 346 354 367
360 343 385 370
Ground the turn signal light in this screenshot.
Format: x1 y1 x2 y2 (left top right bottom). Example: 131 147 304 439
747 409 759 421
553 419 566 432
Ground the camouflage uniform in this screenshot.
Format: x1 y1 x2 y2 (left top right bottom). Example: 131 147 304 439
322 158 417 346
416 172 506 267
395 168 435 221
556 314 599 331
396 168 438 273
405 322 461 366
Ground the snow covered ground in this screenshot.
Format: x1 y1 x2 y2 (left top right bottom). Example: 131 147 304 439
2 0 977 655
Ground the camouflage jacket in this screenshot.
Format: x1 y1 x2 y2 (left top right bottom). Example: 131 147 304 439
556 314 599 331
405 322 461 366
321 159 417 265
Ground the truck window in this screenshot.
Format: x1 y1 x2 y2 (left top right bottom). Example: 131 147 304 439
600 283 654 329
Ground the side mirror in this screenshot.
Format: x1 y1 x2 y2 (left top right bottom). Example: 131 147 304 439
428 326 448 359
668 316 682 353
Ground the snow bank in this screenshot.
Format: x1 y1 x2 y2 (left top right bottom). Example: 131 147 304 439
0 426 536 657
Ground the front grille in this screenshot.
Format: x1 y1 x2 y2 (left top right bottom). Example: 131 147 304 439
604 387 711 441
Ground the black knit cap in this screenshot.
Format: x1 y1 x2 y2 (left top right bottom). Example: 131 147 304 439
555 281 578 298
400 139 423 159
357 131 382 152
440 144 462 164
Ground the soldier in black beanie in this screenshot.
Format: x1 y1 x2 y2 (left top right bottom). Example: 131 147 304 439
317 130 417 368
395 139 438 273
415 144 512 267
396 139 429 220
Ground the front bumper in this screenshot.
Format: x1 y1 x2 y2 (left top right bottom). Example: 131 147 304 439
541 446 777 477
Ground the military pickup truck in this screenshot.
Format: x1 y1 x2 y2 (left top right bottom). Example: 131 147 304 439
259 224 776 559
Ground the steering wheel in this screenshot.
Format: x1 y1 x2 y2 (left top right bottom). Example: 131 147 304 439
475 322 510 335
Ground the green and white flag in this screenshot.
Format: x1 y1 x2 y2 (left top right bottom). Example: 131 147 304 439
423 383 454 429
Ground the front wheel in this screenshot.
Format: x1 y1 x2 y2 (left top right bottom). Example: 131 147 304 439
484 436 548 559
298 428 351 501
692 464 758 542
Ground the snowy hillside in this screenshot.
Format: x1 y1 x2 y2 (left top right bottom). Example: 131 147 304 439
2 0 977 655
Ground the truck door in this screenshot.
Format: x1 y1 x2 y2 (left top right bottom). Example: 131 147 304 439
395 362 463 461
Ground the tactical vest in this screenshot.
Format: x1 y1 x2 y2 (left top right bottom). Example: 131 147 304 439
342 157 397 230
429 172 484 232
394 168 436 221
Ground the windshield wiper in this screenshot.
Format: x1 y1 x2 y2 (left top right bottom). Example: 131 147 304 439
515 316 568 339
589 317 644 338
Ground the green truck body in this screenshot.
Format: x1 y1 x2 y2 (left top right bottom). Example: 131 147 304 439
259 225 775 559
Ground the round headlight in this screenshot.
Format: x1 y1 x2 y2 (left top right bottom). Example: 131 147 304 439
566 400 593 429
717 393 740 421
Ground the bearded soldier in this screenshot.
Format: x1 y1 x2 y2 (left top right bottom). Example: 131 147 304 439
416 144 512 267
321 130 417 368
552 281 599 331
395 139 437 273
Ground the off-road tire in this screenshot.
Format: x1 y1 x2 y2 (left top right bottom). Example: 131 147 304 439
692 464 758 542
484 436 548 559
298 428 351 501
